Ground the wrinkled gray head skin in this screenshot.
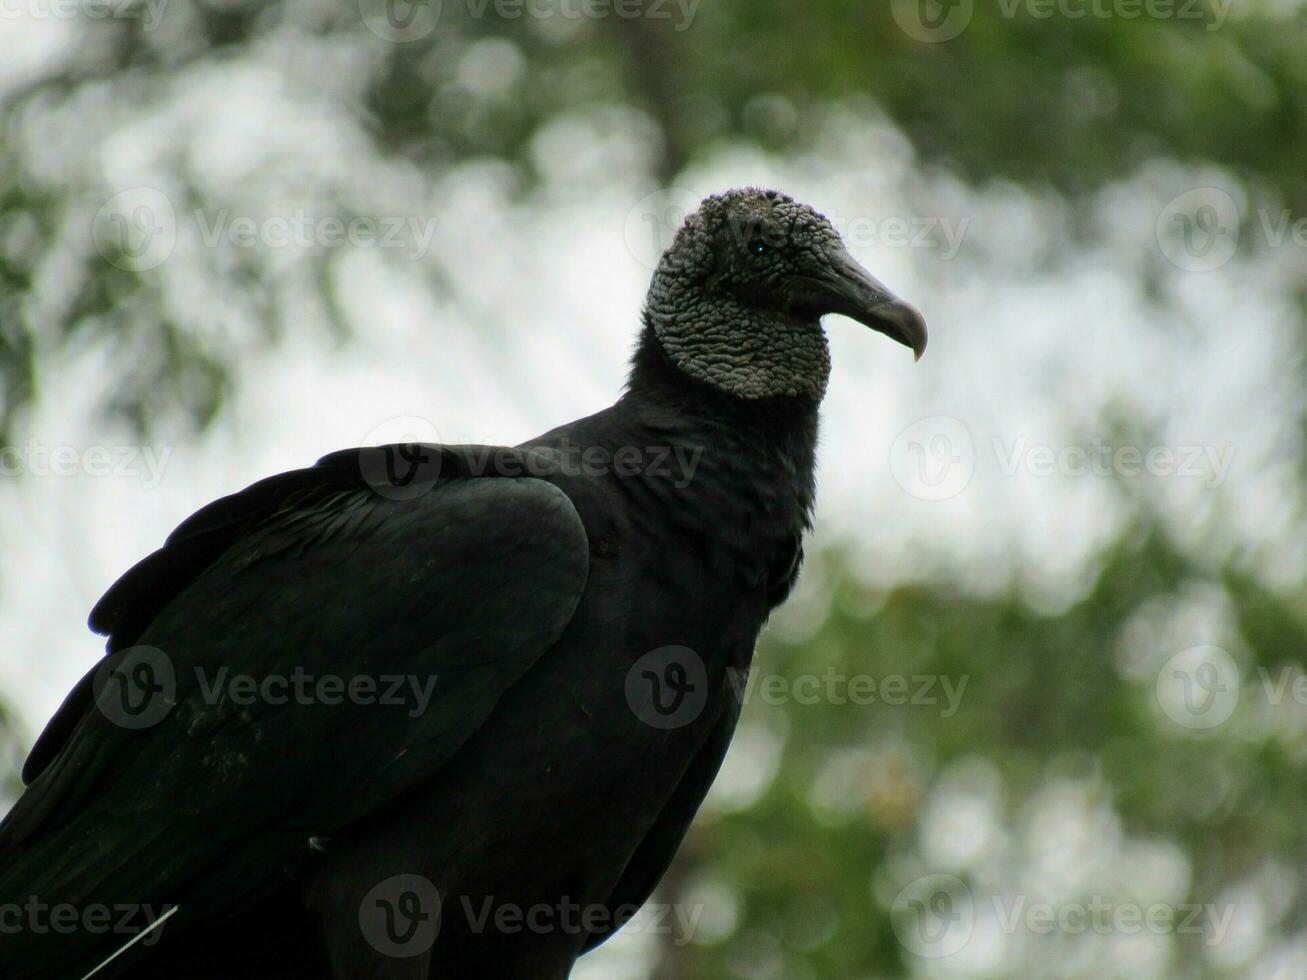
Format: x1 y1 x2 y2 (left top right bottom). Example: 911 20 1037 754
644 188 926 400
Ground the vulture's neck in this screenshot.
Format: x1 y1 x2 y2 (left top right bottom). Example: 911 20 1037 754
625 323 822 437
641 265 832 400
607 324 820 537
524 329 818 587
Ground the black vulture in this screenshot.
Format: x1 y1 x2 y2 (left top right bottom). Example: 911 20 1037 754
0 188 925 979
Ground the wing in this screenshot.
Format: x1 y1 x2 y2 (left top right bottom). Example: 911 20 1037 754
0 444 589 977
22 442 472 784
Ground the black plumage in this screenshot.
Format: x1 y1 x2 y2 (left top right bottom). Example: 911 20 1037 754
0 188 925 978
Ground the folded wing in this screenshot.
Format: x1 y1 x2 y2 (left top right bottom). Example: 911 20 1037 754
0 445 589 978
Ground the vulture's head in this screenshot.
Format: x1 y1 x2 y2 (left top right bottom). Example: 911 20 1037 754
643 188 926 400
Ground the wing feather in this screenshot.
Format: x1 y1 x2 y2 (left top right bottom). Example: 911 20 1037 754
0 448 589 978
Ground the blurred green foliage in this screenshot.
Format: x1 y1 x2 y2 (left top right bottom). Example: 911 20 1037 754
671 526 1307 976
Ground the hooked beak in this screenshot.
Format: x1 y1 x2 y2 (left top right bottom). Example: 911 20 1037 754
809 248 928 361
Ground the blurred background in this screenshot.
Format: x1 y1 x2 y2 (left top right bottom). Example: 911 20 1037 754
0 0 1305 976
